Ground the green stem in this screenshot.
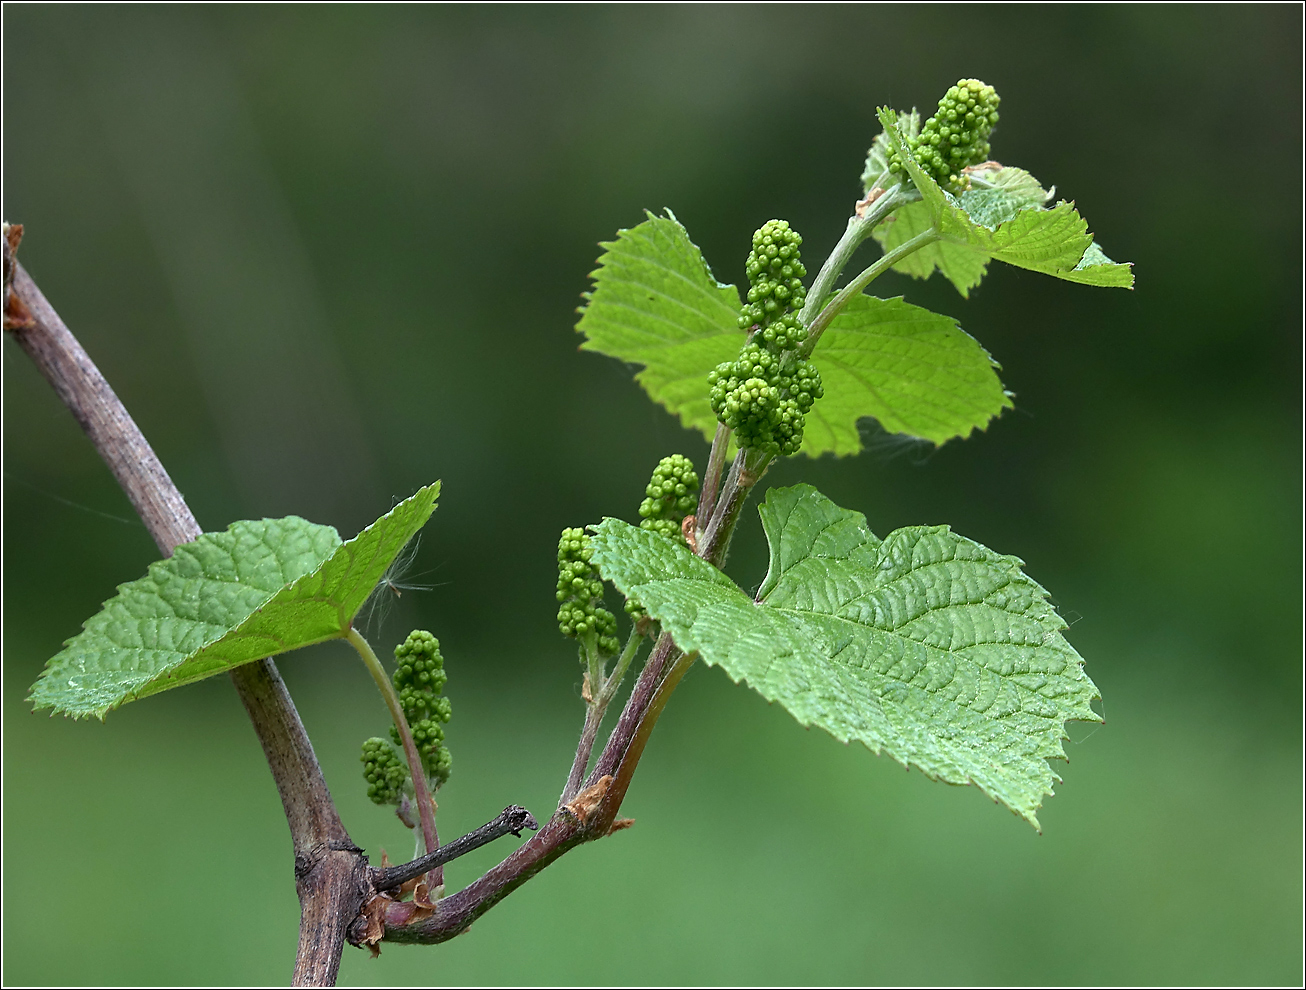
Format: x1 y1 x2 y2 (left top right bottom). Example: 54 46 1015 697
801 226 942 358
598 625 643 706
699 445 772 568
695 422 732 539
560 625 645 806
798 182 917 328
580 632 604 705
346 626 442 887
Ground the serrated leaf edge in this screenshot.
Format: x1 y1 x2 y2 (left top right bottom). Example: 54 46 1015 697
29 483 440 719
589 490 1101 830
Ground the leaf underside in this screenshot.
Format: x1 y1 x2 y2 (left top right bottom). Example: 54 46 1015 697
29 483 441 719
874 107 1134 293
575 210 745 443
875 199 991 297
589 485 1099 828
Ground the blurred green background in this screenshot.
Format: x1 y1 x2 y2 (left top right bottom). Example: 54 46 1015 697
3 6 1300 986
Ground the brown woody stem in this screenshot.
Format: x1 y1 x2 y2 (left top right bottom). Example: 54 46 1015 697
595 649 696 829
5 248 367 987
373 805 538 892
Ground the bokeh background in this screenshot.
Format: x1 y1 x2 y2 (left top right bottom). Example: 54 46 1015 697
4 6 1301 986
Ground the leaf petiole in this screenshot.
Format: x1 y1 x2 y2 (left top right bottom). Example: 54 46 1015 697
802 226 942 357
798 181 918 329
597 624 644 706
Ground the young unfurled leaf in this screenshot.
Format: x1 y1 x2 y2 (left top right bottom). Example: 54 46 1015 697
29 483 441 719
861 108 920 193
589 484 1099 828
804 294 1011 453
875 107 1133 291
959 164 1055 227
575 210 745 443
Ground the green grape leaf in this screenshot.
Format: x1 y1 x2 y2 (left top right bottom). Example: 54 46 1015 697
803 294 1011 453
575 210 745 442
1061 239 1135 287
875 107 1134 290
29 483 441 719
981 163 1056 202
873 199 991 297
589 484 1099 828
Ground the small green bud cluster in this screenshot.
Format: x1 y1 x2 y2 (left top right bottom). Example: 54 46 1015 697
637 454 699 546
888 79 1000 193
736 219 809 334
708 221 823 456
627 454 701 620
556 528 619 655
360 737 406 805
388 629 453 787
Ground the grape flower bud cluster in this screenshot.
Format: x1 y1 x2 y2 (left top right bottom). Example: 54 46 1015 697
625 454 701 620
359 628 453 805
888 78 1001 194
556 528 619 656
360 737 406 805
637 454 699 546
708 220 824 456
